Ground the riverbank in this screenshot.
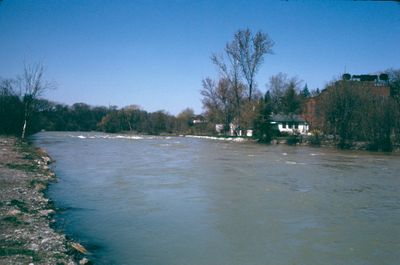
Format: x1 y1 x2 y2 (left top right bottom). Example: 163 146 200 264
185 134 400 152
0 136 88 265
184 135 251 142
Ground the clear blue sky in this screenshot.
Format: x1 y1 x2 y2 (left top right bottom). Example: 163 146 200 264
1 0 399 114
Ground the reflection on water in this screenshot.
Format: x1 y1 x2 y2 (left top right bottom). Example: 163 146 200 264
34 132 400 265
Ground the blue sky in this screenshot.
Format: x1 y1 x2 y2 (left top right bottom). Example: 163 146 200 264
0 0 399 114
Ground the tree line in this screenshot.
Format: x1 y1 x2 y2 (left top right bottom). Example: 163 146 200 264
0 92 207 137
0 64 207 137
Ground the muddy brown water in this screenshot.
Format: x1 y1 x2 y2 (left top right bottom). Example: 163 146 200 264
33 132 400 265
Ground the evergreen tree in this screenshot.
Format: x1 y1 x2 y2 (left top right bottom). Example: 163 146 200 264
253 91 273 143
301 84 310 98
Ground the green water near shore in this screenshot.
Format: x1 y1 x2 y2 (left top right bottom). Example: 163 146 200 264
34 132 400 265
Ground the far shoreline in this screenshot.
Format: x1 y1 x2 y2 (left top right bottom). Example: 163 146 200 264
35 130 400 154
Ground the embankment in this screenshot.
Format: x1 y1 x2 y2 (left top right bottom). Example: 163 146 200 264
0 136 88 265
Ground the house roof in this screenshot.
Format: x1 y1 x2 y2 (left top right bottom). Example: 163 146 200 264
191 115 205 120
271 113 307 123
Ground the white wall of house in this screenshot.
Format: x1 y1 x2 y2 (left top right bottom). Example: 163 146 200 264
300 124 309 134
215 124 224 134
277 123 309 134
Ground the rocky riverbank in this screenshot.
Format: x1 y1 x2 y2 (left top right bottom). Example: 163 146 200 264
0 136 89 265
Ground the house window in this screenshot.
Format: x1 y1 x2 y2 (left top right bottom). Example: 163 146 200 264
295 124 298 129
283 123 287 129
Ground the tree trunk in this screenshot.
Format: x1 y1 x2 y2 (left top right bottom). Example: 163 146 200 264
248 80 254 102
21 102 30 139
21 118 27 139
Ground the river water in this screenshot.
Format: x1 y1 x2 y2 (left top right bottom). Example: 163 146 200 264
33 132 400 265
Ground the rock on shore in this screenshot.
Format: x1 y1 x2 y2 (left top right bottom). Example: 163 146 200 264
0 136 78 265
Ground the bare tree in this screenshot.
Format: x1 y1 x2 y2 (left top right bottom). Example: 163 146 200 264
211 49 243 115
210 42 247 132
0 78 16 96
227 29 274 101
267 73 288 112
267 73 302 114
202 29 274 134
318 79 398 150
200 77 235 129
201 78 218 112
18 63 53 138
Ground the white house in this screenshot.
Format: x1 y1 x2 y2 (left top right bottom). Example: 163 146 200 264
271 113 309 135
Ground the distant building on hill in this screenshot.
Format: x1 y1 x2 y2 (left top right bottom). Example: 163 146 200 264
302 73 391 130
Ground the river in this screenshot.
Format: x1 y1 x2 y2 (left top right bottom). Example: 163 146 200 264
33 132 400 265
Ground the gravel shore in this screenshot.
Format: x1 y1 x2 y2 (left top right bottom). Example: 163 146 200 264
0 136 87 265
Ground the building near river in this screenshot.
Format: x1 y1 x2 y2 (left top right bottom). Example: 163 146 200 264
271 113 309 135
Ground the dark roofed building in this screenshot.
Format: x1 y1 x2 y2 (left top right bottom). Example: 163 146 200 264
271 113 309 135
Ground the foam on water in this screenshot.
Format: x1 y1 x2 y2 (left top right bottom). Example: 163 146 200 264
70 134 150 140
185 135 247 142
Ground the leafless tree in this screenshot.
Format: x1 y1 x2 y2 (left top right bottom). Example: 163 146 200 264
266 73 302 114
202 29 274 134
319 79 398 150
200 77 235 129
0 78 16 96
18 63 53 138
211 50 243 114
227 29 274 101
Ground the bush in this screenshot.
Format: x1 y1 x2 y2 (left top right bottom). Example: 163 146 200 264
308 129 322 146
287 134 300 145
